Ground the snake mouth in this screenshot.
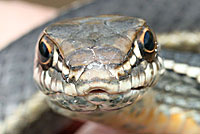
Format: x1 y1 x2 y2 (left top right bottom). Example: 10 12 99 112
88 86 144 95
83 86 147 106
89 89 108 94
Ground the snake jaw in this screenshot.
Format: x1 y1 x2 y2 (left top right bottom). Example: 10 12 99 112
33 53 163 112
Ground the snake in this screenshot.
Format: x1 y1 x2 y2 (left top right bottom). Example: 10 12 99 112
33 15 200 134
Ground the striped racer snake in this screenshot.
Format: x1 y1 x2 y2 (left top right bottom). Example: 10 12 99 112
33 15 200 134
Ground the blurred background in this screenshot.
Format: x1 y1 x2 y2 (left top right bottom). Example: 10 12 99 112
0 0 85 50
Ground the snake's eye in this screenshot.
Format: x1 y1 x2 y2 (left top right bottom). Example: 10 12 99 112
143 31 155 52
38 35 54 69
39 41 51 63
138 27 157 62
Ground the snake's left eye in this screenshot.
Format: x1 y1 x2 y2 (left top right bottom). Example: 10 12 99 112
143 31 155 52
38 35 54 69
137 28 157 62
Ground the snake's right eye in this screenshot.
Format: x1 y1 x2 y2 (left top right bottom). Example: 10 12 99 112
38 36 54 69
39 41 51 63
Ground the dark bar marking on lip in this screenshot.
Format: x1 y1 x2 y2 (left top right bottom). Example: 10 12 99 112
131 86 144 90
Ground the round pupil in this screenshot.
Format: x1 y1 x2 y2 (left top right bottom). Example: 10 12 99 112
144 31 155 51
39 41 50 62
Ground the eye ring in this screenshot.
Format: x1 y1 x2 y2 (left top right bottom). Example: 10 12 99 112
38 35 54 69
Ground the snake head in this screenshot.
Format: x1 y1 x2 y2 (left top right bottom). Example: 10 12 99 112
33 15 163 113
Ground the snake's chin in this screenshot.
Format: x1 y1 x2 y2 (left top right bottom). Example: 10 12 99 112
47 87 148 113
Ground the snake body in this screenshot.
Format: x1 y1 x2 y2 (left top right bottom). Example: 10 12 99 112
33 15 200 133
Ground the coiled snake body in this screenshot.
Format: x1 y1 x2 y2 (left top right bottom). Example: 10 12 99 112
33 15 200 133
